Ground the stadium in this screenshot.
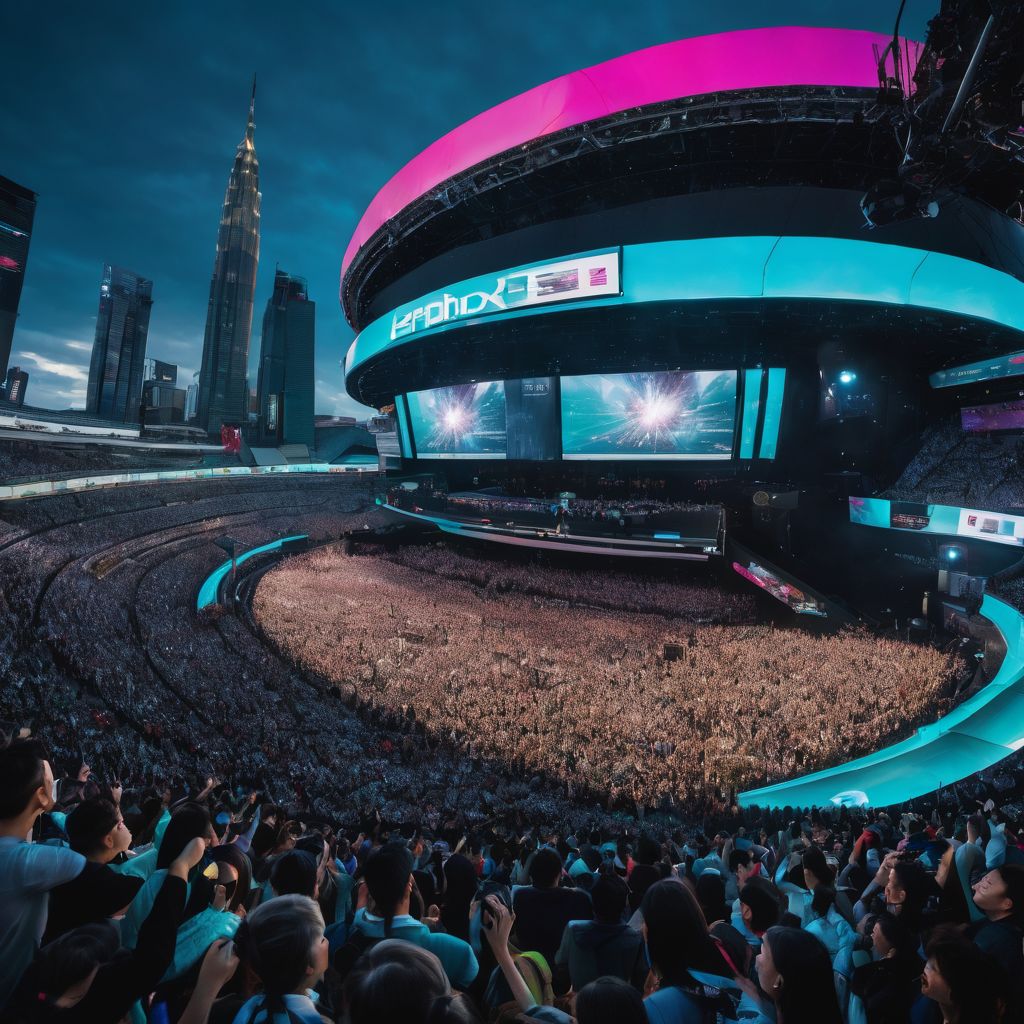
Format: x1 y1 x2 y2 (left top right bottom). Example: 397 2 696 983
5 7 1024 1023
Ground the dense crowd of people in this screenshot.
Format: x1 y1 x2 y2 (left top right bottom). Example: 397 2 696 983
2 731 1023 1023
3 458 1024 1020
885 417 1024 512
0 440 220 483
255 544 965 808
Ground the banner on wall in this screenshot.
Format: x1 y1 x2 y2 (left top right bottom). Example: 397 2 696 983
389 250 621 342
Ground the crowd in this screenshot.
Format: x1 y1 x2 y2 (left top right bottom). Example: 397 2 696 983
884 417 1024 512
2 731 1023 1023
0 441 215 483
255 543 965 810
3 466 1024 1020
441 493 712 522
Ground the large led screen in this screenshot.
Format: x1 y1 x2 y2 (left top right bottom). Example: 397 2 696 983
406 381 506 459
560 370 737 460
961 400 1024 433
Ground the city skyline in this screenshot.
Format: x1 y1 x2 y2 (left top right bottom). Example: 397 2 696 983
0 1 932 418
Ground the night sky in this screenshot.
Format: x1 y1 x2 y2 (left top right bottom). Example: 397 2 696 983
0 1 932 418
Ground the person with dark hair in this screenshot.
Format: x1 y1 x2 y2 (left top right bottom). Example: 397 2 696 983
271 851 318 899
120 801 217 950
920 929 1008 1024
342 940 482 1024
511 846 592 968
694 873 729 928
207 843 254 917
3 836 206 1024
0 739 89 1007
42 799 143 943
554 873 643 991
755 926 843 1024
639 878 762 1023
849 912 923 1023
735 879 779 950
64 799 132 864
345 844 478 988
726 848 755 904
115 800 238 987
574 975 646 1024
969 865 1024 1007
439 854 477 942
798 847 854 981
231 894 331 1023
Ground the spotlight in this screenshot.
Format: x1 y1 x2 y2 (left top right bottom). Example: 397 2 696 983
838 371 856 385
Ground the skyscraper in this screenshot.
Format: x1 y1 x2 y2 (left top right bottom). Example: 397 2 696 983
196 79 261 437
256 269 315 447
86 265 153 422
0 175 37 381
3 365 28 406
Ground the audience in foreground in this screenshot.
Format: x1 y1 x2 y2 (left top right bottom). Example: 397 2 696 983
0 727 1022 1023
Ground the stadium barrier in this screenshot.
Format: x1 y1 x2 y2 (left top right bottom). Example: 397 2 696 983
196 535 310 610
0 463 375 502
739 594 1024 809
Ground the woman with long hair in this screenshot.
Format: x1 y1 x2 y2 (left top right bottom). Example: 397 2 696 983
756 926 843 1024
639 878 752 1023
231 894 331 1023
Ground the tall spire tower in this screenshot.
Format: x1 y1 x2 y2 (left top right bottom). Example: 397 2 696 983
197 76 261 437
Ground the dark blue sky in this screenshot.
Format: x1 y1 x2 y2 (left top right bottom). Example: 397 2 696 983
1 1 932 417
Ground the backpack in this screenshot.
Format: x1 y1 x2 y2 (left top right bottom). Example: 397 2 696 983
652 980 747 1024
486 949 557 1023
331 926 381 981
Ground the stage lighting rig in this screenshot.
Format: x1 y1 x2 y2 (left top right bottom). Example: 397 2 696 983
860 0 1024 228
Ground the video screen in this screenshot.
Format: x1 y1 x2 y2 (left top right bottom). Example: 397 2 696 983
962 400 1024 433
505 377 559 461
560 370 737 460
406 381 506 459
889 501 933 531
732 560 828 617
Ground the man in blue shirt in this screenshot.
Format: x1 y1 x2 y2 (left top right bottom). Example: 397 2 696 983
0 738 87 1008
348 843 478 988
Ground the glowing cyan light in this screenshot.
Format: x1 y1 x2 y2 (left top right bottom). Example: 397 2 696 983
838 370 856 384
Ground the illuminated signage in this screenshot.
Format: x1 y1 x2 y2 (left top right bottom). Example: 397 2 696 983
850 496 1024 548
929 351 1024 389
389 251 620 342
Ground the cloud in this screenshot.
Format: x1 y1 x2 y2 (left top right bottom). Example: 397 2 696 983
18 350 90 383
65 340 92 352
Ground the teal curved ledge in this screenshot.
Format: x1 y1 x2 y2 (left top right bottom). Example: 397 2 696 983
196 535 308 611
345 236 1024 378
738 594 1024 809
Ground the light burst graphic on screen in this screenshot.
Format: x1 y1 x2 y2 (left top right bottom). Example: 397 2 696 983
561 370 737 459
408 381 507 457
429 386 481 448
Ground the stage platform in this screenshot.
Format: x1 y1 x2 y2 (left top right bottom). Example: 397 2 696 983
378 493 723 560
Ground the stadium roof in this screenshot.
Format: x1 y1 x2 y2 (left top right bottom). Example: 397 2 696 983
341 26 922 286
